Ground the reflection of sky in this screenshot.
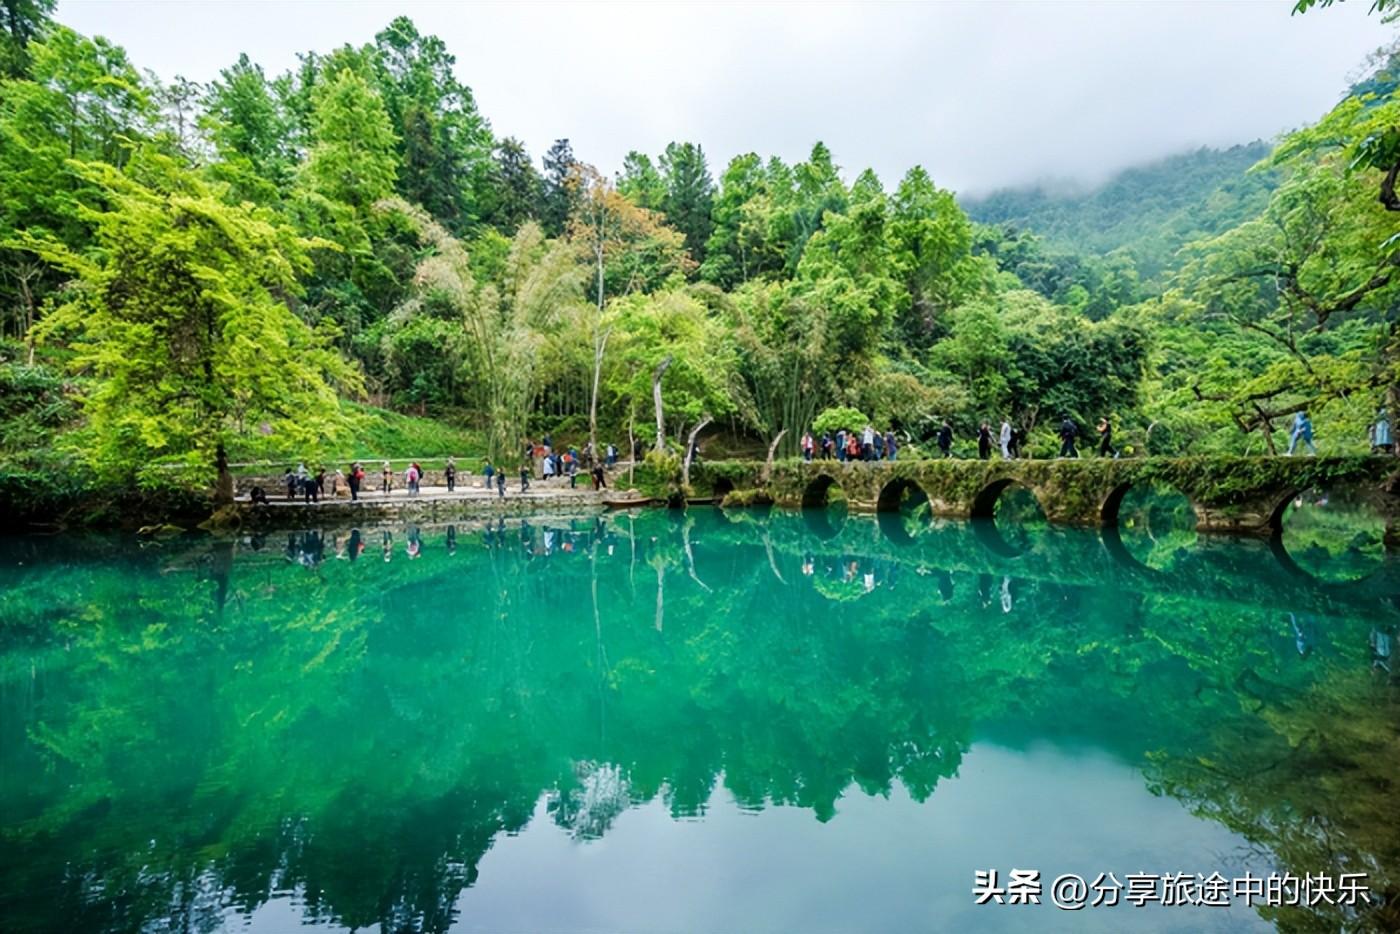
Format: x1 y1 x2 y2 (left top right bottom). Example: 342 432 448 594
362 744 1265 933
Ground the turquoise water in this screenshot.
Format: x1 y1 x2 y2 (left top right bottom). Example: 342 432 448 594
1 507 1396 932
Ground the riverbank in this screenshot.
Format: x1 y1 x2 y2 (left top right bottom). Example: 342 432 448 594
224 482 612 529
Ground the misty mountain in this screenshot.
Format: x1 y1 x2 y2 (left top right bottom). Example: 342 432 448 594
961 142 1278 281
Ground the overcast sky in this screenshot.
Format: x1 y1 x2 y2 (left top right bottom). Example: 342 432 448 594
57 0 1394 196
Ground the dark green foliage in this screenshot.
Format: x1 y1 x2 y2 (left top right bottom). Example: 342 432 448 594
540 137 577 236
485 136 542 233
659 141 714 261
0 0 53 78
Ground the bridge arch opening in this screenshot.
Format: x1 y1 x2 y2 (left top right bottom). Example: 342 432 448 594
802 474 847 510
1270 484 1386 583
1103 481 1198 572
876 478 932 545
800 474 848 540
970 480 1047 557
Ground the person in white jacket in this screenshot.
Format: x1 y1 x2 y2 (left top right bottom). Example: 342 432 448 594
999 420 1013 459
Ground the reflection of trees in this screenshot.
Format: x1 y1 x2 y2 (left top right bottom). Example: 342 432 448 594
0 511 1395 932
1280 492 1388 583
1147 666 1400 932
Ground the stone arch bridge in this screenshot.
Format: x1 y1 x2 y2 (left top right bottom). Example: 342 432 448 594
690 455 1400 546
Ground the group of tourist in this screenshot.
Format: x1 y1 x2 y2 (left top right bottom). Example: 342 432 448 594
523 435 613 491
799 416 1121 463
800 426 901 462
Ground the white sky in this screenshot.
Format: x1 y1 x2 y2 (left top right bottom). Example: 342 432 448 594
57 0 1394 196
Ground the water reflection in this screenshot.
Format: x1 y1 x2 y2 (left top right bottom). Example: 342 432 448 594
1275 486 1387 583
1 509 1397 933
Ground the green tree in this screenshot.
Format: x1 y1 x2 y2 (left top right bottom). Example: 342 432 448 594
21 153 360 486
301 67 398 210
202 53 298 203
659 141 714 262
606 289 737 448
386 198 584 461
797 169 900 363
484 136 542 234
0 0 53 78
887 166 985 350
540 137 578 236
617 151 666 211
373 16 494 231
0 24 152 347
567 163 692 455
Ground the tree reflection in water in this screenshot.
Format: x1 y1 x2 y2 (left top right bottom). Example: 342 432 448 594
0 507 1396 932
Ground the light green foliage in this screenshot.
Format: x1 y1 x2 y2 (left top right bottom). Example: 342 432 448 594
24 153 361 485
811 406 869 435
933 300 1011 417
386 198 584 462
606 289 737 439
0 24 153 333
727 281 833 449
887 166 987 349
617 151 666 211
301 68 398 209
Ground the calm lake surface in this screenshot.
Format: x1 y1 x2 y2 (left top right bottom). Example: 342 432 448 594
1 503 1397 933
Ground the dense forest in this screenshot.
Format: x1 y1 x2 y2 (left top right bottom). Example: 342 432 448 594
1 0 1399 499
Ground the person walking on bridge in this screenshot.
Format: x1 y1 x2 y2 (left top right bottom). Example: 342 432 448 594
1370 407 1392 455
445 457 456 493
1058 416 1079 458
884 430 898 461
937 421 953 458
1286 410 1316 456
801 431 814 462
381 461 393 496
862 425 876 461
978 422 993 460
520 462 531 494
1096 417 1118 458
999 420 1013 459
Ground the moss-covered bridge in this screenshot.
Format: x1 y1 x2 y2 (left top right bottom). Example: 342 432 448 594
689 455 1400 545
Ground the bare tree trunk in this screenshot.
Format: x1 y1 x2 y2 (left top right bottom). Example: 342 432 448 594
760 429 787 484
652 355 673 452
588 325 610 466
213 443 234 507
628 412 636 486
763 532 786 584
14 260 39 365
682 415 713 488
683 517 711 592
653 560 664 632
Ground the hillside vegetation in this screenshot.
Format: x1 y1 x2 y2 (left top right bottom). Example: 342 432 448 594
964 142 1278 282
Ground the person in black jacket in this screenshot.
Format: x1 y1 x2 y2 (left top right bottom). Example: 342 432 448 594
1058 416 1079 458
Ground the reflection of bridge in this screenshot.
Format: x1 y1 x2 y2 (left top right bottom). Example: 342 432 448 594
693 456 1400 546
724 510 1400 618
81 509 1395 622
